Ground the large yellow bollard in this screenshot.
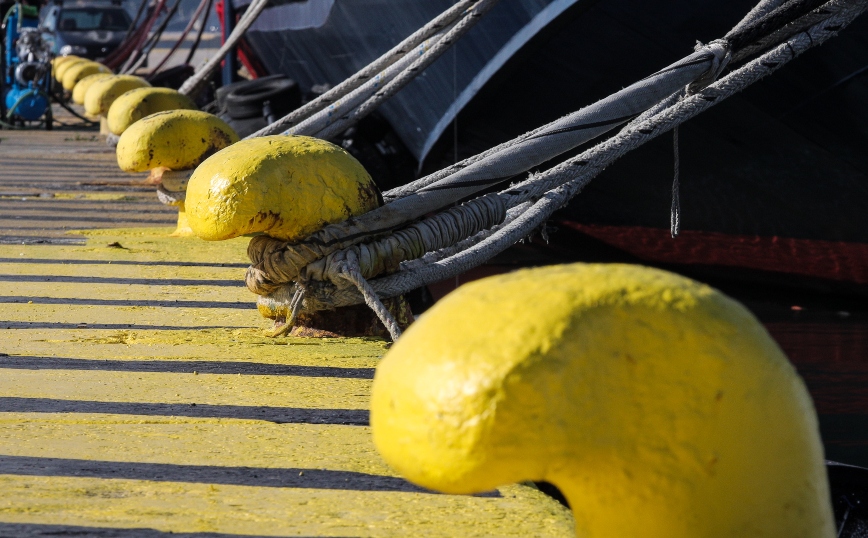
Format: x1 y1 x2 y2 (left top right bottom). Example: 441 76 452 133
116 110 239 236
185 135 380 242
71 72 113 105
371 263 835 537
84 74 150 117
61 61 110 91
107 87 198 136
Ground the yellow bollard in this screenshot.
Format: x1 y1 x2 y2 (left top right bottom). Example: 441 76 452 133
372 263 835 538
185 135 380 242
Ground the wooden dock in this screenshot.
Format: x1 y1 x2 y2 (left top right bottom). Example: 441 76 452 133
0 110 574 536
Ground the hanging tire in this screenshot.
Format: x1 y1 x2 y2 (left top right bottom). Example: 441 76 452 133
225 77 301 120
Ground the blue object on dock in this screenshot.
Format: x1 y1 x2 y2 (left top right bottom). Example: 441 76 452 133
1 3 52 127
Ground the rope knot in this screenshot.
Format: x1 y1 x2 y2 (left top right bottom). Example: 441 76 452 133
689 39 732 93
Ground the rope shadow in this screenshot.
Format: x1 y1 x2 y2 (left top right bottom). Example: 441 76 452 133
0 398 370 425
0 356 375 379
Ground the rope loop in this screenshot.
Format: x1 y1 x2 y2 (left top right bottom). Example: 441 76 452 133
688 39 732 93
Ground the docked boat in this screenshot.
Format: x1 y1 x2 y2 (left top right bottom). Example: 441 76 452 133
233 0 868 291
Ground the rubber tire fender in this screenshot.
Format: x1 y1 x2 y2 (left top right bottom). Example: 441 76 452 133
225 76 301 120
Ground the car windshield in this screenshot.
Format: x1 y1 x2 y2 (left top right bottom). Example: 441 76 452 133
57 8 131 32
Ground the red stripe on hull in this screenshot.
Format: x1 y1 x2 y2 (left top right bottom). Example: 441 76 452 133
559 222 868 285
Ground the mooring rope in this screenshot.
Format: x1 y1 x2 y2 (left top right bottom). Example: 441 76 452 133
248 0 486 138
255 0 867 334
246 0 859 293
304 0 502 141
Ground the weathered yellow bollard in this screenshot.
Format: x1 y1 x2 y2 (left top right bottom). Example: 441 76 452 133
185 135 405 337
83 74 151 117
54 57 87 84
51 55 80 79
107 87 198 136
185 135 380 242
371 263 835 537
71 72 113 105
116 109 239 236
61 61 110 91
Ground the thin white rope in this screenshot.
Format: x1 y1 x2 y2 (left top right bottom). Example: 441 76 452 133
247 0 482 138
729 0 792 35
671 125 681 238
299 0 503 141
296 0 866 310
340 250 403 341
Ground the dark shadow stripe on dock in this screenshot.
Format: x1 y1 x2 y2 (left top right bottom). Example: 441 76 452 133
0 258 249 268
0 296 251 310
0 236 86 245
0 455 468 495
0 522 300 538
0 275 240 286
0 204 174 214
0 182 154 192
0 322 252 330
0 198 160 206
0 356 375 379
0 398 370 425
1 215 175 224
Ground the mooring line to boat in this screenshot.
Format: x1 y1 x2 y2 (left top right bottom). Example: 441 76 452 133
243 44 734 291
732 0 857 62
312 0 503 141
728 0 790 35
248 0 485 138
275 0 868 323
280 25 457 139
237 0 866 335
282 0 503 142
178 0 270 98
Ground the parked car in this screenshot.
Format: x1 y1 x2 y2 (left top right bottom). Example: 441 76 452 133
40 2 131 61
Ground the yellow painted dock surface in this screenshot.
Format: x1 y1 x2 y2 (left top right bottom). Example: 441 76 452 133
0 124 574 536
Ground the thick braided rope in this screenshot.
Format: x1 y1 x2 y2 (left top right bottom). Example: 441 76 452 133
244 43 730 287
281 29 455 139
307 194 506 284
733 0 854 62
248 0 481 139
246 193 506 294
726 0 830 49
178 0 269 99
301 0 867 309
307 0 503 141
728 0 791 35
338 250 403 341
